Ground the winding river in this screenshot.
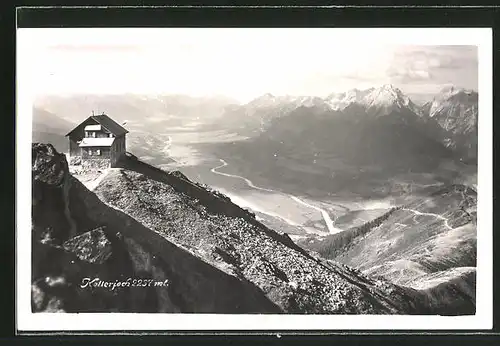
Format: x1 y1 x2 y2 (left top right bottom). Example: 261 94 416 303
210 159 343 234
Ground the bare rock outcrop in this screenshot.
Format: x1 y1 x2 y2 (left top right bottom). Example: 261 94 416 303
32 143 280 313
31 143 438 314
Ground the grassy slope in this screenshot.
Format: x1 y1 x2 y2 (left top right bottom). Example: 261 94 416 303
296 184 476 314
300 185 476 275
89 157 440 314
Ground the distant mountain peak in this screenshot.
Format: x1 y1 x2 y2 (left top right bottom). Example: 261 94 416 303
361 84 420 116
247 93 281 108
380 83 398 90
246 84 477 121
249 93 277 102
440 85 459 94
324 84 422 116
438 85 477 97
429 86 478 118
424 85 478 160
374 83 405 97
326 88 373 111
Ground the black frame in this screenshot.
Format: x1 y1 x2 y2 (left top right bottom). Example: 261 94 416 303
6 4 500 344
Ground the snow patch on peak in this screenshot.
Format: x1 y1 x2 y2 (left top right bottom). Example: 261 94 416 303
325 85 421 116
247 93 281 108
381 83 397 91
438 85 475 96
440 85 460 94
326 88 372 110
361 85 416 114
429 86 478 119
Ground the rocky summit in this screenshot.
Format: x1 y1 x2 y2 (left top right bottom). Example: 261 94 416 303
32 143 466 314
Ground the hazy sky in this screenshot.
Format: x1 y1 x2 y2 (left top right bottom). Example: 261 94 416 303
20 28 479 103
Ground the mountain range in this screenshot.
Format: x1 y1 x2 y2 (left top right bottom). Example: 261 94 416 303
210 85 477 201
296 183 477 313
424 86 478 161
32 84 478 165
32 94 237 160
326 84 423 117
226 85 477 156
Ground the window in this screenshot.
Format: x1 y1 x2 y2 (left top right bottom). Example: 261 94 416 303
88 149 92 156
96 149 101 156
109 133 113 138
92 132 96 138
85 131 89 138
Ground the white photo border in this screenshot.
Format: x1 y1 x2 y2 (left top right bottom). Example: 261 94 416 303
16 27 493 332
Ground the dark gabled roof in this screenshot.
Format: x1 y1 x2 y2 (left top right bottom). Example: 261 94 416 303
91 114 129 136
65 113 129 137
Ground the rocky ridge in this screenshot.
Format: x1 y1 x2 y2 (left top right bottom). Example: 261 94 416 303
31 143 448 314
296 184 477 315
424 87 478 162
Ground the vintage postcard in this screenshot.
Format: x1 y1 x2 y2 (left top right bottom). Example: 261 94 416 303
16 27 492 331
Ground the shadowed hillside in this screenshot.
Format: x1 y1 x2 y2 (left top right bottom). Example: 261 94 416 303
297 185 477 315
32 107 75 153
32 142 471 314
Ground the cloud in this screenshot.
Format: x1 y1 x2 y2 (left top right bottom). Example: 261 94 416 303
24 28 479 101
386 46 477 89
48 44 140 52
387 66 432 82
